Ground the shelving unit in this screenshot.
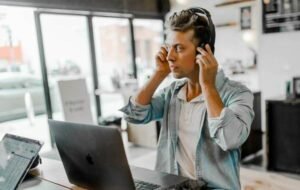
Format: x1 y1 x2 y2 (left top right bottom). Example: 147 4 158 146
215 22 238 28
215 0 255 7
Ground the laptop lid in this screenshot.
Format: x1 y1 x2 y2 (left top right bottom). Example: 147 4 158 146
0 134 43 190
48 119 135 190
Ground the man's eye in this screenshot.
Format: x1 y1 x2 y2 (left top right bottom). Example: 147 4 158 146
176 46 183 52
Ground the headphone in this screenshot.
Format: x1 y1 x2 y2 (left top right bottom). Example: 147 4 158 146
187 7 216 54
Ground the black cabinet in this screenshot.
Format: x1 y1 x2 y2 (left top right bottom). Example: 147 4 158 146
266 99 300 174
241 92 262 160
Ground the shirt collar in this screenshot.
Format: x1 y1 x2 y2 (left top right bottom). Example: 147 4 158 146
177 83 204 103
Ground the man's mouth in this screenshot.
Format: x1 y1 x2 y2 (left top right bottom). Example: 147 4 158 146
169 65 178 70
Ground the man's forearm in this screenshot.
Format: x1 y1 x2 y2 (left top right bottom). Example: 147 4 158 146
135 72 168 105
202 85 224 118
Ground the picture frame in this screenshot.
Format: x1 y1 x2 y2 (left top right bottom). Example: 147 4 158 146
293 77 300 98
240 6 251 30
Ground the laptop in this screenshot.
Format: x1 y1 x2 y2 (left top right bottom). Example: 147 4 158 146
48 120 206 190
0 134 43 190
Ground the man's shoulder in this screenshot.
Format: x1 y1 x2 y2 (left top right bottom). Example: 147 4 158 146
222 78 252 95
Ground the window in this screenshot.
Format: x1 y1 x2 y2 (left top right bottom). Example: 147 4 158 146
40 14 96 122
0 6 51 152
133 19 164 85
93 17 133 117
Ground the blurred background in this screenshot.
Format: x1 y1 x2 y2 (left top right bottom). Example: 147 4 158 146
0 0 300 189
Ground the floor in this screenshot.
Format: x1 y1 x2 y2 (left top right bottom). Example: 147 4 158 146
1 116 300 189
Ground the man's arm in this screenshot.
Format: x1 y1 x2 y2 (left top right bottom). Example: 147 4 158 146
197 45 254 151
196 44 224 118
207 90 254 151
120 46 170 124
135 71 168 105
135 46 170 105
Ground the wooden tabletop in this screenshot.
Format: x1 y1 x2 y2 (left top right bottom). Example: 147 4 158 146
19 157 300 190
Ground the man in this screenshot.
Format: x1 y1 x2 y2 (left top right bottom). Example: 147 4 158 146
120 7 254 189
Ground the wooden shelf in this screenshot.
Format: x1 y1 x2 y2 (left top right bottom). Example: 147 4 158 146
215 22 237 28
215 0 255 7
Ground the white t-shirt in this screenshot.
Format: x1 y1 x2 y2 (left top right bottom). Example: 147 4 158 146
175 84 206 179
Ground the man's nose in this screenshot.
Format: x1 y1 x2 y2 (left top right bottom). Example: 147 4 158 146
166 47 176 61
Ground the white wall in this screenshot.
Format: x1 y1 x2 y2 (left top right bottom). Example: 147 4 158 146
258 31 300 99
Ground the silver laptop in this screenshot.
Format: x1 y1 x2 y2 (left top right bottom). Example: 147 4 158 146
0 134 43 190
48 120 206 190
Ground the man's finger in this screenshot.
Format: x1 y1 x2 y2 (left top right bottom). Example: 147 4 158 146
205 44 213 55
197 47 208 56
200 56 210 65
157 53 165 61
161 46 168 54
204 44 218 65
197 47 215 64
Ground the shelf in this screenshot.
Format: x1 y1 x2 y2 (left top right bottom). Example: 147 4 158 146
215 22 237 28
215 0 255 7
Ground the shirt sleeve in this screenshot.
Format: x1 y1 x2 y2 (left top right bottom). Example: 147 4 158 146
119 88 167 124
207 89 255 151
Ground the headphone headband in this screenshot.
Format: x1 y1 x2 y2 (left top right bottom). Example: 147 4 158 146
187 7 216 53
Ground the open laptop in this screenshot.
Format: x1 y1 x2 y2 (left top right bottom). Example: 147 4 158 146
48 120 206 190
0 134 43 190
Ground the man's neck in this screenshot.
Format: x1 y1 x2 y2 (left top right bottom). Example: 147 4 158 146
186 81 202 102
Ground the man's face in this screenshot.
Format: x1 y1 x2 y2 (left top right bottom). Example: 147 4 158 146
165 29 198 79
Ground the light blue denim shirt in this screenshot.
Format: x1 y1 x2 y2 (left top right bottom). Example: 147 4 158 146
120 70 254 189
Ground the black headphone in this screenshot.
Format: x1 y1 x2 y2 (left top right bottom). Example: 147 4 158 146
187 7 216 54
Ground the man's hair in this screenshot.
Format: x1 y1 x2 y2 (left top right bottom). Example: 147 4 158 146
165 9 210 47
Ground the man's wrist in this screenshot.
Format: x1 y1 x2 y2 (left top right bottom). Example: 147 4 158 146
201 83 217 93
154 70 169 79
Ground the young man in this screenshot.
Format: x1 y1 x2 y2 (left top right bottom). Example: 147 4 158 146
120 7 254 189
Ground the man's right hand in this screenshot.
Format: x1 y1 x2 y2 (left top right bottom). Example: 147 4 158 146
135 46 170 105
155 46 171 77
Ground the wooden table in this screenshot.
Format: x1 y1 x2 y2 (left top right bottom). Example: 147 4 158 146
19 158 86 190
19 158 300 190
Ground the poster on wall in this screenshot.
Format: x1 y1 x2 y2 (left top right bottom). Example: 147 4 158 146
262 0 300 33
241 6 252 30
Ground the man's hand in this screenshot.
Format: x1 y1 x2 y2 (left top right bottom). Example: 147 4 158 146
155 46 171 77
135 46 170 106
196 44 218 89
196 44 223 118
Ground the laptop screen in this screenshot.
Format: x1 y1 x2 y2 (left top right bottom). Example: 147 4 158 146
0 134 43 190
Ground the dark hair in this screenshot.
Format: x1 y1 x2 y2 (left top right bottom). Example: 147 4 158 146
165 9 210 47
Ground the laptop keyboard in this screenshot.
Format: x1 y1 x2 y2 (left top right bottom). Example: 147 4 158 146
134 179 160 190
0 155 30 190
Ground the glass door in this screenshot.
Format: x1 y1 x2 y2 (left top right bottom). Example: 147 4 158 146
133 19 164 87
40 14 97 123
0 6 51 152
93 17 133 117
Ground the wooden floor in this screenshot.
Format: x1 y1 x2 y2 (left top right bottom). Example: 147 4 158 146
241 167 300 190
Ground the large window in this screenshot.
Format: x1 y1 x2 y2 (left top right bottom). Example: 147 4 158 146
133 19 164 85
0 5 164 152
93 17 133 117
0 6 51 152
40 14 96 122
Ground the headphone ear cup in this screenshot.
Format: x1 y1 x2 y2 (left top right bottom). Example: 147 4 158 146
199 27 210 48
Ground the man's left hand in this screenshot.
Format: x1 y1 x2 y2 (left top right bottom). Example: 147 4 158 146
196 44 218 89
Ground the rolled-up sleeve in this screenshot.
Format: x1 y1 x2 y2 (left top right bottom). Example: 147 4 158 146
208 89 254 151
119 89 166 124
